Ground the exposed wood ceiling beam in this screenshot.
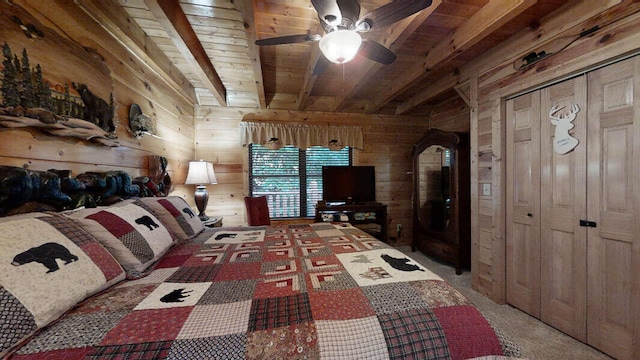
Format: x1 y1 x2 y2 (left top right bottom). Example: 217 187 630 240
297 44 322 110
145 0 227 107
454 81 471 107
297 20 325 111
333 0 443 112
75 0 196 105
234 0 266 109
461 0 637 85
396 71 460 114
367 0 538 114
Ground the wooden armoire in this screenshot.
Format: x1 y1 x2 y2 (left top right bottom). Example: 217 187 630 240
506 56 640 360
412 129 470 275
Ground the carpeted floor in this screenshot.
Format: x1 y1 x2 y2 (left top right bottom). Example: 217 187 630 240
398 246 614 360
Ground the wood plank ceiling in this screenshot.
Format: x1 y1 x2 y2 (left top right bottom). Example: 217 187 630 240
107 0 568 116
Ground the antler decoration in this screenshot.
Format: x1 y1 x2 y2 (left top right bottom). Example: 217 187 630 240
549 104 580 154
549 104 579 124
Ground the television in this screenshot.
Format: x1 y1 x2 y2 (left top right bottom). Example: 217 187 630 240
322 166 376 204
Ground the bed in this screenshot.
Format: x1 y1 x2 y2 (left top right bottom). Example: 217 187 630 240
2 198 518 359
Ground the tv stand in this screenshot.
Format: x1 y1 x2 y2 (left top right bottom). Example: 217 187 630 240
315 202 388 242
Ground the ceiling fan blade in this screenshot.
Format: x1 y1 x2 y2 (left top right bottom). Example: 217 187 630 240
359 0 433 29
313 54 331 75
336 0 360 23
255 34 321 46
311 0 342 26
360 39 397 65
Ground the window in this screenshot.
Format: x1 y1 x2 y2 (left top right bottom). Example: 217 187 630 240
249 144 351 218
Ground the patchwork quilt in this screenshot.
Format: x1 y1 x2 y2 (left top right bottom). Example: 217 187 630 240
9 223 512 359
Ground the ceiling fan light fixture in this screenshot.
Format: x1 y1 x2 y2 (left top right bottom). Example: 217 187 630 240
319 30 362 64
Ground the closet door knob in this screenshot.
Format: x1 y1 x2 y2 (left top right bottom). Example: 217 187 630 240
527 213 533 217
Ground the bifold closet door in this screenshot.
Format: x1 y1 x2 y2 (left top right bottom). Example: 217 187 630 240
506 91 541 318
586 56 640 360
539 77 588 342
507 57 639 359
506 76 588 341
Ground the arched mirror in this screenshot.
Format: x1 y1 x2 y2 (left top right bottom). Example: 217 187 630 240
412 129 470 274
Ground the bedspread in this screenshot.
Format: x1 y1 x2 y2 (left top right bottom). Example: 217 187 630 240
10 223 510 359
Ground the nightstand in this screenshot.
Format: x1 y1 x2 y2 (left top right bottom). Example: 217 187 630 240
202 217 223 228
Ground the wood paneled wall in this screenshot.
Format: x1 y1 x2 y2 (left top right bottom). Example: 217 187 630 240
428 96 470 133
460 1 640 303
0 1 195 199
195 106 430 245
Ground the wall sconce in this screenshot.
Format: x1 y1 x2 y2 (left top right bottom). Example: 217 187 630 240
184 160 218 221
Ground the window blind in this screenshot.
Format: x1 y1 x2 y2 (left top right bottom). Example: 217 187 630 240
249 144 351 218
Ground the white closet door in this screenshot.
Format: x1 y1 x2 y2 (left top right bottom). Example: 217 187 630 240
587 55 640 360
506 92 541 318
539 77 588 341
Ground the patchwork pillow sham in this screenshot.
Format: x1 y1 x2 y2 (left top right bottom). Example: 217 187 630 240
68 203 175 278
0 212 125 357
135 196 204 242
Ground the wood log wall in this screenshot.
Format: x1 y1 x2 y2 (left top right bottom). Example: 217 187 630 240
0 1 195 201
429 97 470 133
194 106 432 245
460 0 640 303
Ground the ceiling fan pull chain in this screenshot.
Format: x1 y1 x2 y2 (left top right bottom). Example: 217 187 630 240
342 64 345 83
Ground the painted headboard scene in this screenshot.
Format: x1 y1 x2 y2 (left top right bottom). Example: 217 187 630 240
0 6 117 146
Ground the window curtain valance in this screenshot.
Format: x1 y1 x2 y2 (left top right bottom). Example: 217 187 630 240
239 122 363 150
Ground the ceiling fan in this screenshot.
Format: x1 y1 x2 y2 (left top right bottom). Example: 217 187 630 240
255 0 433 74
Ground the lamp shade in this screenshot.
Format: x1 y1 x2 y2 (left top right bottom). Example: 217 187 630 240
185 161 218 185
319 30 362 64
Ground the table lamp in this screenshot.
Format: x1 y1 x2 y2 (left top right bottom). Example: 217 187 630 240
185 160 217 221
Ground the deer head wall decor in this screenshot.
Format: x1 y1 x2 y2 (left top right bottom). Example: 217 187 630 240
549 104 580 154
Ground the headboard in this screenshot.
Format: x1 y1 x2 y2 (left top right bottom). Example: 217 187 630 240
0 156 170 216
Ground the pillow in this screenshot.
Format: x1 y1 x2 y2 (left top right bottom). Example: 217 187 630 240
68 203 175 278
0 213 125 357
135 196 204 242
